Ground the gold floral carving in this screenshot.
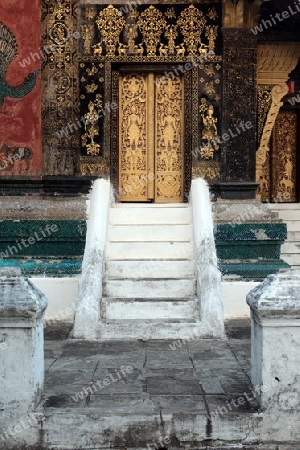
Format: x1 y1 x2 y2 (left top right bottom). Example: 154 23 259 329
256 83 288 201
177 5 206 57
96 5 125 56
137 6 166 56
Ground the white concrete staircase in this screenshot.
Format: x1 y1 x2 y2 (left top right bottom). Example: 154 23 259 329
268 203 300 268
101 203 199 337
73 178 224 340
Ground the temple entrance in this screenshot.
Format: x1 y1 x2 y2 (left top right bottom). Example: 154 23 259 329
118 72 184 202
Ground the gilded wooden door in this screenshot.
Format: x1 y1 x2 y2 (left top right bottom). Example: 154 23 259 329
119 72 184 202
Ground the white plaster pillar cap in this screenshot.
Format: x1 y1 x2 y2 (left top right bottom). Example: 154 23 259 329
0 266 47 319
246 269 300 319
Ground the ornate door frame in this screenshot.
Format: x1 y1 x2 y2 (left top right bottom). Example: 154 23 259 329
110 63 194 202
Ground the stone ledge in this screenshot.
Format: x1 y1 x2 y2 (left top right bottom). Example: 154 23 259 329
0 267 47 319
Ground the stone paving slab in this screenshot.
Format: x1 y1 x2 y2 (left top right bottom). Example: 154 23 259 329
40 321 264 449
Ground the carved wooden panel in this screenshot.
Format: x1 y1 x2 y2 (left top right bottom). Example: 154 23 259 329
119 73 149 201
271 110 298 202
155 75 183 202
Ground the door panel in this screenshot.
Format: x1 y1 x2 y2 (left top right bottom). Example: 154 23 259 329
155 75 184 203
118 72 184 203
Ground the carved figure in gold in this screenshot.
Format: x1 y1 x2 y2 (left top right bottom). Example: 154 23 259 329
125 22 138 54
81 24 93 55
200 104 219 160
202 105 217 140
176 43 185 56
206 25 217 54
118 43 127 55
165 25 177 55
83 102 101 156
198 42 208 54
159 43 168 56
135 43 144 55
161 105 177 151
126 104 142 151
93 41 103 55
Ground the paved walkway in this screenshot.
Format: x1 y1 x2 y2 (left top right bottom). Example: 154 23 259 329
41 321 262 449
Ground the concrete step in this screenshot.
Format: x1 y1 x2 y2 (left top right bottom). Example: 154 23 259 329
106 242 193 260
108 224 192 242
109 206 192 225
106 260 195 279
287 221 300 232
281 242 300 253
280 254 300 266
275 210 300 220
270 203 300 210
102 298 197 320
286 231 300 241
103 278 196 299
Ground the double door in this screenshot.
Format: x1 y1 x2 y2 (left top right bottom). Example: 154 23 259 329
118 72 184 202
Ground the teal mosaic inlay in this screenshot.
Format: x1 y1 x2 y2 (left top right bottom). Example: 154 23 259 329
0 259 82 276
0 220 86 276
214 223 287 241
216 242 281 260
214 222 289 281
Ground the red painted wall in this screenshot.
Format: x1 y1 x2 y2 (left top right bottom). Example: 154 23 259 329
0 0 42 177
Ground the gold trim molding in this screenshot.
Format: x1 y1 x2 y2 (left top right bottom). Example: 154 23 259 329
257 43 300 85
256 83 288 201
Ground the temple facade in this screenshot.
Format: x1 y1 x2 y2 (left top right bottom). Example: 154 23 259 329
0 0 299 201
0 0 299 289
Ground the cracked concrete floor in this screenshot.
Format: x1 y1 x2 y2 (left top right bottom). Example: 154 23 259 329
43 320 259 417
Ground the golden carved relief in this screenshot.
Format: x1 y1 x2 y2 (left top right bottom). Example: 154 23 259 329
156 75 183 202
82 97 102 156
96 5 125 56
177 5 206 57
137 6 167 56
86 4 220 60
119 74 148 201
81 24 93 55
272 111 297 202
199 100 219 160
256 83 288 201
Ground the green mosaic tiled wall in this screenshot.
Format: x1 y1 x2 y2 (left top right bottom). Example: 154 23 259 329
0 219 290 280
214 222 290 281
0 220 86 276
